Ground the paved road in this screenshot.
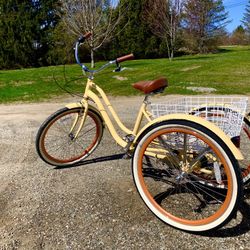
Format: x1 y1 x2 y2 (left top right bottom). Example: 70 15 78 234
0 96 250 249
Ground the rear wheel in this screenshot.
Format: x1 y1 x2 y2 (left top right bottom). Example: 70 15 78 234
36 107 103 167
132 120 242 232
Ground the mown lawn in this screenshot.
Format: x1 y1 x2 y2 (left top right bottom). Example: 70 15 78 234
0 46 250 103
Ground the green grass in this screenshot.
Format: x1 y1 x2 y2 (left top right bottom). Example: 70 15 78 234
1 46 250 103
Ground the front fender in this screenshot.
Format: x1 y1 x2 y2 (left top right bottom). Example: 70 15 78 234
133 114 243 161
65 102 84 109
65 102 99 113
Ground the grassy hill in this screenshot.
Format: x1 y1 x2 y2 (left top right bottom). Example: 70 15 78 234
0 46 250 103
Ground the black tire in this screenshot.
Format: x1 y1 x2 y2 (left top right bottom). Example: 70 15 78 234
36 107 103 167
132 120 243 233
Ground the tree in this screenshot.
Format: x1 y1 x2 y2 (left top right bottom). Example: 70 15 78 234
230 25 248 45
182 0 229 53
109 0 166 60
60 0 123 68
0 0 60 69
242 0 250 40
143 0 184 61
46 21 76 65
32 0 61 65
0 0 35 68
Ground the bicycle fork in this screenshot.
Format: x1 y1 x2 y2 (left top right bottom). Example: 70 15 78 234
69 99 89 141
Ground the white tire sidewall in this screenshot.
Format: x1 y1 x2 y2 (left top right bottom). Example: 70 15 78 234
132 123 238 232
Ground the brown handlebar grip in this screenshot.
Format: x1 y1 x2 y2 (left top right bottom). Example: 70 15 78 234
116 54 134 63
84 32 92 39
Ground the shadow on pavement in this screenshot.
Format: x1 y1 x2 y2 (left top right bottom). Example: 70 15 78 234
54 153 125 170
203 188 250 238
55 154 250 238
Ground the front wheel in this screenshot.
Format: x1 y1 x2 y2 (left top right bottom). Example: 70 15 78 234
36 107 103 167
132 120 242 233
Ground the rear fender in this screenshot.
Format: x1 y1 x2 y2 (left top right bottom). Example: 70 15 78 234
133 114 243 161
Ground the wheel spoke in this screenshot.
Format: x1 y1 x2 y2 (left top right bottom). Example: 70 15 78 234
133 122 241 232
189 147 211 169
157 135 180 167
183 133 188 164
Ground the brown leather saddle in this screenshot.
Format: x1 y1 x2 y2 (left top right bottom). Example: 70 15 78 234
132 77 168 95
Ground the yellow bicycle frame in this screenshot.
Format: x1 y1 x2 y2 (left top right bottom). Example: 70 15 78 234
66 78 244 161
66 79 152 147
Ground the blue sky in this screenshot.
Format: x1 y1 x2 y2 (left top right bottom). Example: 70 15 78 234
113 0 248 33
223 0 249 32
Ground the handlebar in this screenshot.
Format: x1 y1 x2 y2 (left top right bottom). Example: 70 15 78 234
74 33 134 75
116 54 134 63
78 32 92 44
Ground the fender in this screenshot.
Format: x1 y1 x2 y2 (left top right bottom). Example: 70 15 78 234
134 114 244 161
65 102 104 123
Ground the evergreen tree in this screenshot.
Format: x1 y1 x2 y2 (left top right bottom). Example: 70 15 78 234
47 20 76 65
32 0 60 66
0 0 60 69
182 0 229 53
0 1 35 68
242 1 250 38
111 0 164 59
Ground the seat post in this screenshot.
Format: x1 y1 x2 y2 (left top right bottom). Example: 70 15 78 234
143 95 150 105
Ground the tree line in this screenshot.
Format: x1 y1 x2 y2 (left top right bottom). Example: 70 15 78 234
1 0 250 69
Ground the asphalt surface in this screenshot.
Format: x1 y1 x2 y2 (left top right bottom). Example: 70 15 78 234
0 96 250 250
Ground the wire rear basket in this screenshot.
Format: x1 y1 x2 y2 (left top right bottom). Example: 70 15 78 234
150 96 248 138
